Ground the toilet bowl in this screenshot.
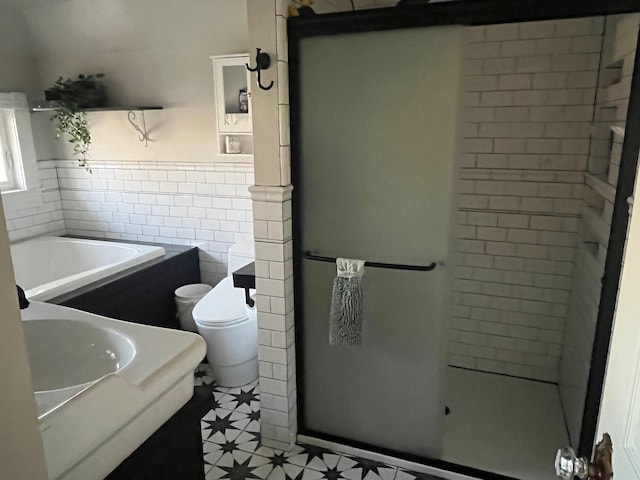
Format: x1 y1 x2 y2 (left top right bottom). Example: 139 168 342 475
192 242 258 387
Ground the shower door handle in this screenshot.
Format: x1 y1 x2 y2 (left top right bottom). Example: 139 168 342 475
555 434 613 480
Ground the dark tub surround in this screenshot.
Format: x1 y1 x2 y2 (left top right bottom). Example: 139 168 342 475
50 239 201 330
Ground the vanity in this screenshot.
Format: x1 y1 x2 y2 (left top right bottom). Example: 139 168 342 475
23 302 206 480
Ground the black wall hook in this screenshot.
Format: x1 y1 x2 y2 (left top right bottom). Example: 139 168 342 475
246 48 274 91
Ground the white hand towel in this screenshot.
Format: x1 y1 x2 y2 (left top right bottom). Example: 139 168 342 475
329 258 365 346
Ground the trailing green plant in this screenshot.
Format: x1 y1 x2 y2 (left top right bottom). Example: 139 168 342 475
51 105 91 170
47 73 107 172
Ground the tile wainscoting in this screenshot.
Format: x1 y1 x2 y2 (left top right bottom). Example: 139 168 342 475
4 159 254 287
5 160 65 242
55 159 254 286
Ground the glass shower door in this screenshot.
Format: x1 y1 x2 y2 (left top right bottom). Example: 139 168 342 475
296 25 462 458
301 261 450 457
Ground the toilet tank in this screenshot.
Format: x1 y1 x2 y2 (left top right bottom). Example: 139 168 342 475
227 242 255 276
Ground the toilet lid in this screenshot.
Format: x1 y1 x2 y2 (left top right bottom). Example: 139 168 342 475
192 277 249 326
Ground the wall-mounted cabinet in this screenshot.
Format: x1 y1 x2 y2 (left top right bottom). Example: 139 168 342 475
212 54 253 162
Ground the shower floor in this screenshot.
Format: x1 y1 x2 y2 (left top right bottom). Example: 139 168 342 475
442 367 569 480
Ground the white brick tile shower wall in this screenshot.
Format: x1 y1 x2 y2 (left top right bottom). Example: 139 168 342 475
56 160 254 286
5 160 65 242
451 18 605 382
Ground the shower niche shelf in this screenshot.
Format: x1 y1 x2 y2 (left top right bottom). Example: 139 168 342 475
211 53 253 163
585 173 616 204
580 125 622 265
582 206 610 249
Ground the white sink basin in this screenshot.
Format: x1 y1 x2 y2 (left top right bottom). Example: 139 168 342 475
23 318 137 419
22 302 206 480
24 319 135 392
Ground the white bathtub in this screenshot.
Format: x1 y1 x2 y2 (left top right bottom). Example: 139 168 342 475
23 301 206 480
11 236 165 301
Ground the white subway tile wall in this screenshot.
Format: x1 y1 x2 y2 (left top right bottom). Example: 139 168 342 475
56 159 254 286
5 160 65 242
452 18 606 383
560 13 639 446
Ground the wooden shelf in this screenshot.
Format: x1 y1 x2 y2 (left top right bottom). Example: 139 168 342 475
31 103 162 112
31 104 163 147
215 153 253 163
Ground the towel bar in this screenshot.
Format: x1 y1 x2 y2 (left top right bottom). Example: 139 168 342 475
303 251 438 271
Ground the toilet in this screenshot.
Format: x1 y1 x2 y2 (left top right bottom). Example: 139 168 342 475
192 242 258 387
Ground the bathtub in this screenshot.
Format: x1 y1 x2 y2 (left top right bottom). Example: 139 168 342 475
22 301 206 480
11 236 165 301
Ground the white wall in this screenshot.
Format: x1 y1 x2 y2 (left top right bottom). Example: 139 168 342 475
23 0 248 163
0 6 38 95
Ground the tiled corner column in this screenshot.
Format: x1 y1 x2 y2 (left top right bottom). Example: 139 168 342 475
247 0 297 450
250 185 296 450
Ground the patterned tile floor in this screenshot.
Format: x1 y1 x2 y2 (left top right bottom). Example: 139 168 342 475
194 364 441 480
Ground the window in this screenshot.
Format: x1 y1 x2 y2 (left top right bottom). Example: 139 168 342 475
0 92 41 211
0 108 21 191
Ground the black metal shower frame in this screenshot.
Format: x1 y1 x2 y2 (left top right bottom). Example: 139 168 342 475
288 1 640 478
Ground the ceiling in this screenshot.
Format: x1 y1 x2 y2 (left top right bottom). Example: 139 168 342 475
0 0 70 8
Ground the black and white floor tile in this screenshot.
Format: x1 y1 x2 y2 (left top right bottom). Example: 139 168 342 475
194 363 216 387
196 364 442 480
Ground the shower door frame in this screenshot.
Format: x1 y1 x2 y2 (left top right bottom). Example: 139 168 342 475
289 1 640 478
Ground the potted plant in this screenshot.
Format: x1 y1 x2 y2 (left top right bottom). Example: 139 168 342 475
46 73 107 171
